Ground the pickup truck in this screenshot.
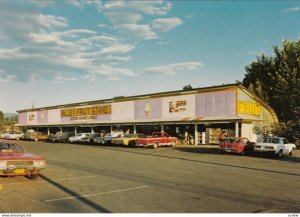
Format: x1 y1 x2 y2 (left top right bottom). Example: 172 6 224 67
135 132 177 149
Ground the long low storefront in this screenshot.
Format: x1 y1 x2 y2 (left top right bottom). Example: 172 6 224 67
17 84 278 144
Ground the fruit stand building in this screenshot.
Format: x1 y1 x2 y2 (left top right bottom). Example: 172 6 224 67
16 83 278 144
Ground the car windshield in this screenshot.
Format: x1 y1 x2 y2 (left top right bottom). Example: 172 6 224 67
225 138 235 143
76 133 83 136
264 138 281 144
0 142 24 152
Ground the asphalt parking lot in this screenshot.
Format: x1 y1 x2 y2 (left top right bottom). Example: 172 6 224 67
0 141 300 213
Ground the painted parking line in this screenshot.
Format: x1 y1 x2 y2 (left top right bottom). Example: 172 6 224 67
44 185 149 202
0 175 97 186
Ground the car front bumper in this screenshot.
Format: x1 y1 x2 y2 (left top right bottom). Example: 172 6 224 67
0 167 45 176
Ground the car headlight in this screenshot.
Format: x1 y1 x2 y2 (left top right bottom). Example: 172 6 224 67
33 160 46 167
0 160 7 169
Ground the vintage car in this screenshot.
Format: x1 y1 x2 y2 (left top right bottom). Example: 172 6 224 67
94 132 124 145
0 139 46 179
0 131 14 139
3 131 24 140
28 132 50 142
254 137 296 158
69 133 91 143
219 137 255 155
79 133 98 143
49 132 75 143
49 132 62 142
135 132 177 149
111 134 144 147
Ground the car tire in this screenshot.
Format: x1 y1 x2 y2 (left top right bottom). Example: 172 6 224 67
31 174 38 180
26 174 38 180
153 142 158 149
276 150 283 158
128 141 135 147
289 148 295 156
34 137 38 142
170 140 176 147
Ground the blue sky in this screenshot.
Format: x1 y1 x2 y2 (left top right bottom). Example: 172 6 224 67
0 0 299 113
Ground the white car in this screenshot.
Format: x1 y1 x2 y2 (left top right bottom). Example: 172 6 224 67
68 133 92 143
0 131 13 139
254 137 296 158
3 131 23 140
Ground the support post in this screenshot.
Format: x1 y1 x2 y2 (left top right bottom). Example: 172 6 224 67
235 122 239 137
161 123 164 132
91 126 94 134
202 132 206 144
133 124 137 134
194 123 198 145
75 126 77 135
47 127 50 135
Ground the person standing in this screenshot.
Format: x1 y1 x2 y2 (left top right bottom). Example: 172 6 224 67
184 131 189 145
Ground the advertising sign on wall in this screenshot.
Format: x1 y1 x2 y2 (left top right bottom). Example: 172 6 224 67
162 95 195 119
238 101 261 116
27 112 37 124
169 100 187 113
61 105 111 117
134 98 162 120
61 105 112 122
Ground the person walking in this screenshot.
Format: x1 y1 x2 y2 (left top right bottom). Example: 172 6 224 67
184 131 189 145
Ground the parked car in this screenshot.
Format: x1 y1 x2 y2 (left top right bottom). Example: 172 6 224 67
254 137 296 158
93 135 105 144
0 139 46 179
135 132 177 149
94 132 123 145
79 133 98 143
21 132 37 140
57 132 75 143
111 134 144 147
0 131 14 139
219 137 255 155
3 131 24 140
28 132 50 142
49 132 62 142
69 133 91 143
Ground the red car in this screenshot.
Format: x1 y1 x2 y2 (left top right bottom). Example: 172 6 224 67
135 132 177 149
219 137 255 155
0 139 46 179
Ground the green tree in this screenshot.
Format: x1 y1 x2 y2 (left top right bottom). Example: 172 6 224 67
243 39 300 144
183 84 193 90
0 111 4 131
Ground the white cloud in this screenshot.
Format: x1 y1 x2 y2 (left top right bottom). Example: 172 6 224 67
33 14 68 29
58 29 96 38
99 44 135 55
283 7 300 12
101 1 178 41
151 18 183 32
105 12 142 24
103 1 172 15
144 62 202 75
115 24 157 40
0 0 183 83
